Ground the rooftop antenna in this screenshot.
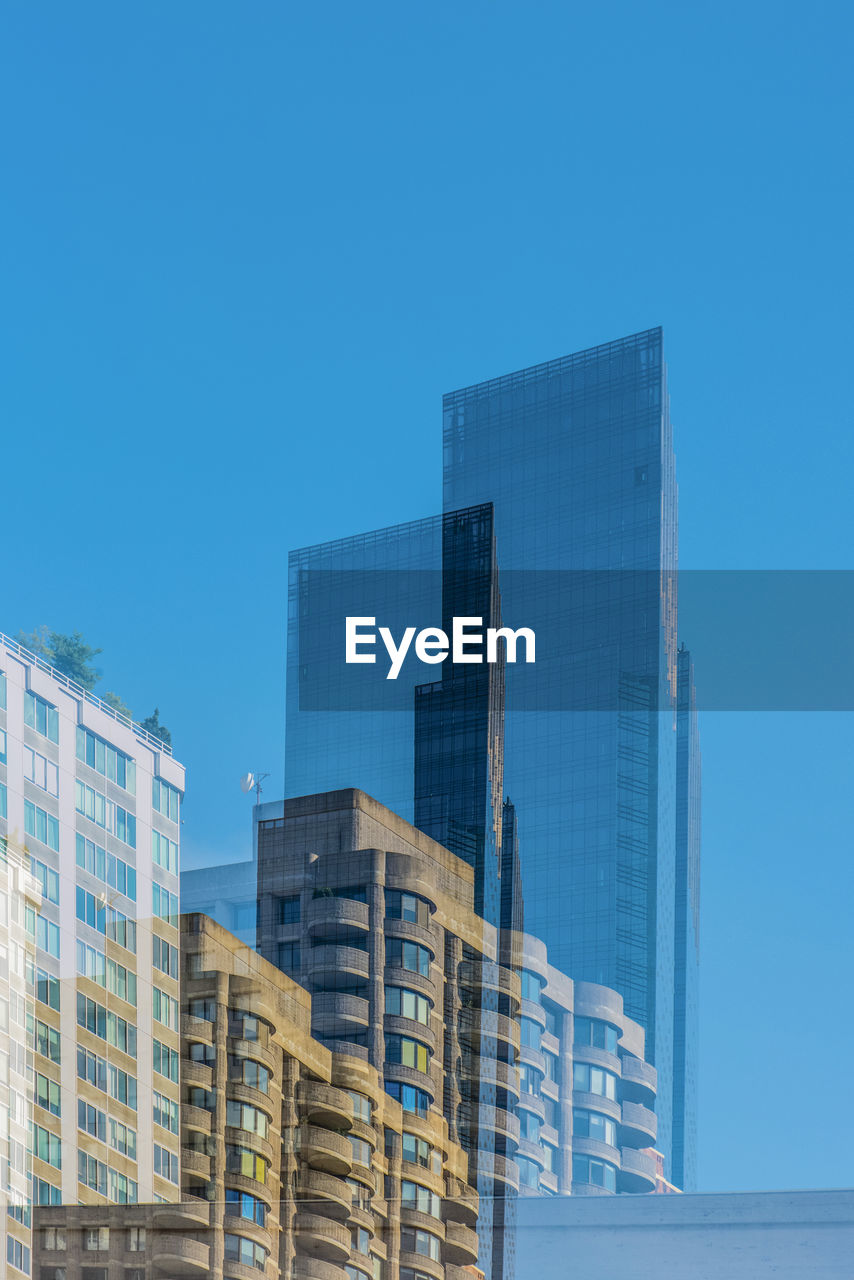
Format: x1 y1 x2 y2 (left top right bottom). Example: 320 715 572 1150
240 771 270 803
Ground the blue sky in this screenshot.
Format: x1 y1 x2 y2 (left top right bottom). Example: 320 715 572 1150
3 2 852 1192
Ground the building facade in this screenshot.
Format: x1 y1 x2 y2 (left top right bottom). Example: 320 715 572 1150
33 911 481 1280
254 789 662 1279
283 329 699 1186
0 631 184 1242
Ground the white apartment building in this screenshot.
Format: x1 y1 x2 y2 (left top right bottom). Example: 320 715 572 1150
0 631 184 1265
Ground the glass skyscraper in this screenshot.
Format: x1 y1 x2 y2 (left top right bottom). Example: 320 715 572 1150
285 327 699 1187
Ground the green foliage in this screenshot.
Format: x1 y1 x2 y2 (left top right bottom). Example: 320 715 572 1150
102 691 134 719
16 627 102 691
140 707 172 748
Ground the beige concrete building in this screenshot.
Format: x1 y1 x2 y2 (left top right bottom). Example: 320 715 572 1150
34 912 481 1280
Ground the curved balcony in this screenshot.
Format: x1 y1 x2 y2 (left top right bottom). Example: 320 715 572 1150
618 1146 658 1193
469 1150 520 1191
182 1013 215 1041
293 1259 347 1280
399 1252 443 1280
294 1212 351 1263
519 997 547 1028
298 1168 352 1220
153 1200 211 1230
229 1037 278 1074
182 1060 214 1090
225 1170 275 1207
461 1053 520 1099
383 1013 437 1054
307 896 370 938
620 1055 657 1105
515 1137 546 1167
399 1206 446 1239
458 960 521 1010
180 1149 212 1179
572 1091 620 1123
486 1106 520 1148
574 1136 621 1166
312 991 370 1038
457 1008 519 1052
152 1233 209 1275
383 917 437 954
309 945 370 986
300 1125 353 1176
621 1100 657 1147
182 1103 213 1135
442 1178 478 1226
447 1266 481 1280
224 1125 274 1165
383 965 437 1002
444 1220 480 1266
297 1081 354 1130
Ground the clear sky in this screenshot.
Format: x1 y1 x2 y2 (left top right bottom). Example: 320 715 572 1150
3 2 852 1193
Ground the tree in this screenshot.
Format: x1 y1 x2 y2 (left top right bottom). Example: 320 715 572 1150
102 691 134 719
15 627 102 690
46 632 102 690
140 708 172 748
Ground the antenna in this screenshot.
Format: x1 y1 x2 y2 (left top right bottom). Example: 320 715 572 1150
240 771 270 803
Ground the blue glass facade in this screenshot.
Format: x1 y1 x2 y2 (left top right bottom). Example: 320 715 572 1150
285 328 699 1187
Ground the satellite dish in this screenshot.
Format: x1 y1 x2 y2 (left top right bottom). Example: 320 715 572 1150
240 773 255 794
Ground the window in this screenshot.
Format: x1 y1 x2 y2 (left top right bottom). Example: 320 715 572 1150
154 1144 179 1183
31 1018 61 1063
573 1108 617 1146
231 901 257 931
127 1228 146 1252
348 1090 371 1121
572 1153 617 1191
109 1118 137 1159
226 1146 268 1183
109 1170 137 1205
77 1045 107 1092
225 1188 266 1226
543 1003 562 1037
29 858 59 905
572 1062 618 1100
35 1073 61 1116
188 997 216 1021
76 727 135 794
188 1040 216 1066
385 938 431 977
520 1016 541 1049
543 1051 559 1082
351 1226 371 1256
76 835 136 902
34 965 61 1010
78 1151 106 1195
24 747 59 797
32 1176 61 1207
229 1057 269 1093
41 1229 65 1251
83 1228 109 1251
277 941 301 972
384 1034 431 1072
32 1123 62 1168
6 1236 30 1274
385 890 429 925
0 726 5 764
401 1181 440 1218
384 1080 431 1117
152 883 178 927
226 1100 269 1138
76 939 106 987
400 1228 441 1262
153 1038 179 1082
401 1133 440 1173
153 986 179 1030
152 934 178 978
153 1090 179 1134
0 671 5 709
224 1235 267 1272
75 781 136 848
24 800 59 852
108 958 136 1005
0 781 6 819
108 1064 137 1110
519 1109 541 1142
384 986 431 1025
518 1156 539 1189
78 1099 107 1143
348 1135 371 1165
151 830 178 873
76 886 106 933
152 777 180 820
520 970 543 1002
541 1143 557 1173
574 1016 619 1054
25 691 58 742
277 894 300 924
